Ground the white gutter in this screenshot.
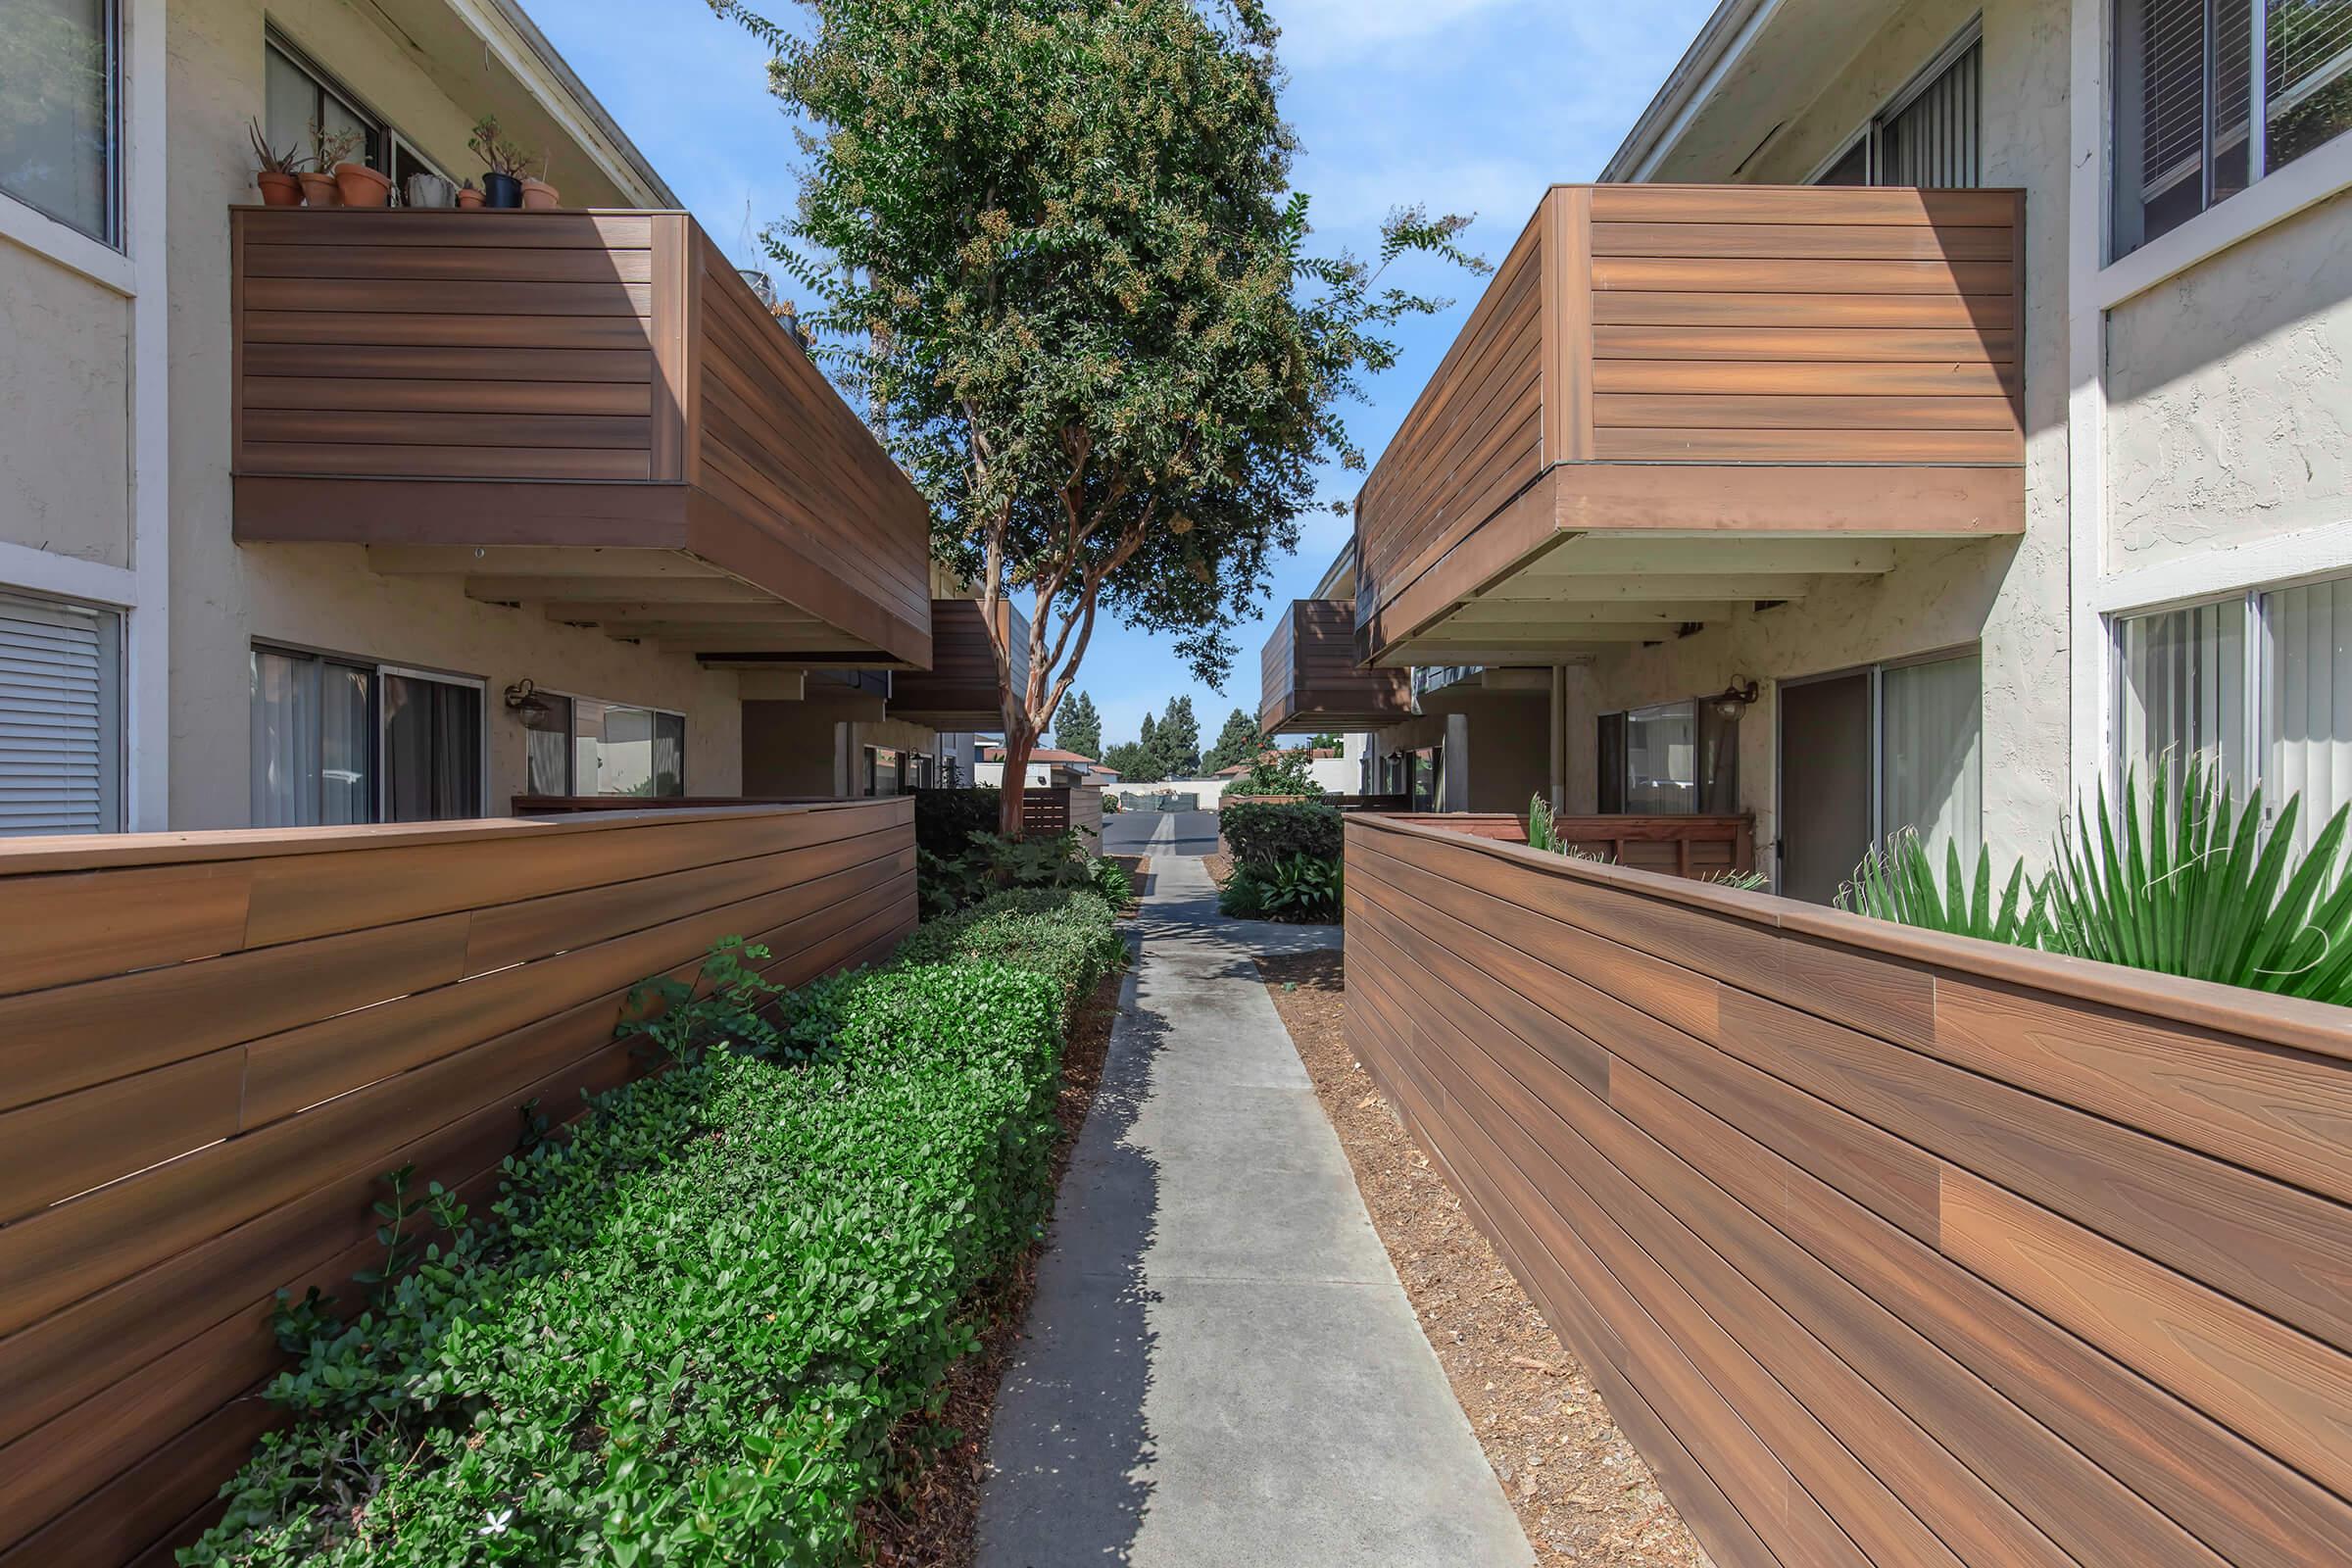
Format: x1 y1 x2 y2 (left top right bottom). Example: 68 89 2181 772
452 0 682 208
1599 0 1785 183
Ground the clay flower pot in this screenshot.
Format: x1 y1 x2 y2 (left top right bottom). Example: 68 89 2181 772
333 162 392 208
455 184 485 209
296 171 341 208
519 177 561 211
255 171 302 207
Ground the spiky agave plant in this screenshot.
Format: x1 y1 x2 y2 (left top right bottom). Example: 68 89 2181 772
1839 830 2045 946
2041 757 2352 1002
1527 792 1563 854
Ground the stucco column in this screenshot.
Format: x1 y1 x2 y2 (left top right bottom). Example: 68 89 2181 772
1548 664 1568 812
1444 710 1470 812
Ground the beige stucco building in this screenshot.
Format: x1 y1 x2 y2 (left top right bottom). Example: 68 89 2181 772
1267 0 2352 901
1 0 982 836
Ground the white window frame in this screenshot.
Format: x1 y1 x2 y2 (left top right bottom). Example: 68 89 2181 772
524 688 688 798
265 29 450 192
2099 0 2352 297
0 0 123 256
0 584 126 834
2105 564 2352 816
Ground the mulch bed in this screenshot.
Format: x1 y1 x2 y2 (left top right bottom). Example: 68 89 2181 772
1256 950 1707 1568
858 942 1128 1566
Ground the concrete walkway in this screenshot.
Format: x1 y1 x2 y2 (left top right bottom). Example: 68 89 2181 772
976 857 1533 1567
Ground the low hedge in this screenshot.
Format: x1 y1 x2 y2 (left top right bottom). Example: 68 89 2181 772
1221 799 1342 868
187 890 1117 1568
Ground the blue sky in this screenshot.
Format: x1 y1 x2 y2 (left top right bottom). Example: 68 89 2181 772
535 0 1717 755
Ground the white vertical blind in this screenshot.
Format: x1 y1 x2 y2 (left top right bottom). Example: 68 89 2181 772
251 647 320 827
2118 598 2248 797
2261 576 2352 848
1879 654 1984 867
1880 40 1982 186
0 590 120 835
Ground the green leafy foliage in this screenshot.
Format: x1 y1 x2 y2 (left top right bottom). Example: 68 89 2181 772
2040 759 2352 1000
1215 868 1268 919
616 936 787 1063
1202 708 1261 774
1152 697 1201 778
1100 739 1162 782
1841 831 2044 946
1222 800 1343 869
1090 856 1134 907
1054 691 1102 760
190 894 1117 1567
710 0 1484 832
1526 793 1563 854
912 787 1004 859
1261 853 1343 919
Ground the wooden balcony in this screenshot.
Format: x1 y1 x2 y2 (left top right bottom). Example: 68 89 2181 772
886 597 1030 728
1354 184 2025 667
1260 599 1411 733
229 208 931 668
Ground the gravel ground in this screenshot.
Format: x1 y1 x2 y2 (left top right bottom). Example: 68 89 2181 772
1255 950 1707 1568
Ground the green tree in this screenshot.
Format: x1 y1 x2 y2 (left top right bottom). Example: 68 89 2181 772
1138 711 1158 769
1101 739 1160 783
1203 707 1260 773
714 0 1483 833
1154 696 1200 777
1055 691 1102 760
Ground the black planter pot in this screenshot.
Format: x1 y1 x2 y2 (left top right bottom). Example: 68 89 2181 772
482 172 523 209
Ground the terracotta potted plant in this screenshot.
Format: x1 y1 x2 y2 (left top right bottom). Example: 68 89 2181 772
519 175 560 210
297 123 362 207
334 161 392 208
455 177 484 210
468 116 534 209
248 120 302 207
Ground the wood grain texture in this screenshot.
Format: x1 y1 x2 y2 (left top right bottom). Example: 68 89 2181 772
1258 599 1410 732
0 800 915 1561
226 208 931 668
1351 183 2024 664
1345 811 2352 1568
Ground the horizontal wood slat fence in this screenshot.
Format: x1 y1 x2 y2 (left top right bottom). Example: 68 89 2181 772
1345 812 2352 1568
1020 786 1103 850
0 801 915 1566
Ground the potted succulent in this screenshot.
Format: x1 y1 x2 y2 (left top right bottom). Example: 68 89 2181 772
468 117 534 209
455 177 484 210
297 123 362 207
248 120 302 207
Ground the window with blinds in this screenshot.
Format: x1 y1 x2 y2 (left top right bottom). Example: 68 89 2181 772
1811 29 1982 187
2115 575 2352 852
0 589 122 836
2115 0 2352 257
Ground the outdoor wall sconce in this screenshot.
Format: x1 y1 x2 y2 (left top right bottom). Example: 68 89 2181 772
1706 678 1761 723
504 678 555 726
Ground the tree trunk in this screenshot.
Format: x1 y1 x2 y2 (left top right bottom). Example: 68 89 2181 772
997 718 1035 839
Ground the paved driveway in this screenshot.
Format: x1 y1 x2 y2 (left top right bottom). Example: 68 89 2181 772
1102 808 1221 858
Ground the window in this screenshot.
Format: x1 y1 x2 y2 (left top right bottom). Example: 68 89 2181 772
0 589 122 834
1880 654 1984 864
1 0 119 245
2113 0 2352 257
264 36 446 194
1595 699 1740 814
252 648 483 825
521 693 685 798
2117 575 2352 849
1813 26 1983 188
864 746 904 797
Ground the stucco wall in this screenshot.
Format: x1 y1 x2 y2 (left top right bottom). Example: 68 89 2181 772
1572 0 2074 880
2106 188 2352 569
165 0 739 828
1373 686 1549 815
0 249 130 569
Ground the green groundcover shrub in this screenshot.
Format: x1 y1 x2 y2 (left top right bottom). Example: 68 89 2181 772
186 890 1118 1568
1221 800 1342 868
911 787 1003 858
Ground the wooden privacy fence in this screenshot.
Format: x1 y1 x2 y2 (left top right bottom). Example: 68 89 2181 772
1552 813 1754 877
1019 785 1103 850
1346 812 2352 1568
0 800 915 1567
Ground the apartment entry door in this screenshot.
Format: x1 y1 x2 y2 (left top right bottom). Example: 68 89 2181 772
1778 672 1873 905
